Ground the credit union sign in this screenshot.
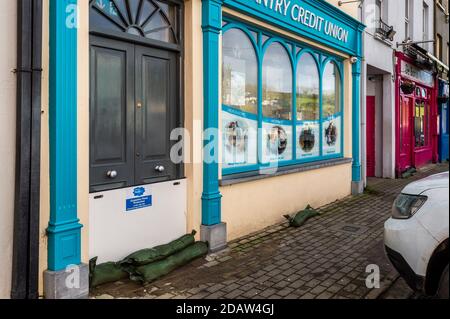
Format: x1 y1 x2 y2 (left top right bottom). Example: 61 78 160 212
222 0 364 56
255 0 350 43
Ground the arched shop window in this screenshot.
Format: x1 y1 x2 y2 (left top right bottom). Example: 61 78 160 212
222 29 258 114
322 61 342 156
222 28 258 169
89 0 180 44
262 42 293 163
221 21 344 175
297 53 320 158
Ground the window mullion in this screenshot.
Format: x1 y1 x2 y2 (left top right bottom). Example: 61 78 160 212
257 31 263 169
292 45 298 162
319 55 324 158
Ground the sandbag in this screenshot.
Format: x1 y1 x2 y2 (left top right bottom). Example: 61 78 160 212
120 230 197 267
284 205 319 227
130 241 208 283
89 257 129 288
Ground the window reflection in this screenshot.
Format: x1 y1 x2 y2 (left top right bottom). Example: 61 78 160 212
262 43 292 120
322 62 341 117
222 29 258 114
297 53 319 121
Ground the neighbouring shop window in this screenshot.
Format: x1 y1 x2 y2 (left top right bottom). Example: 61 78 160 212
90 0 180 44
442 104 447 135
414 100 428 147
221 21 344 175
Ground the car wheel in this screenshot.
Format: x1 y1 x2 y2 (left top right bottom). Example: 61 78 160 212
437 265 449 299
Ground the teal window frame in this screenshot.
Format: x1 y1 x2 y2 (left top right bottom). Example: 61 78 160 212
222 17 345 176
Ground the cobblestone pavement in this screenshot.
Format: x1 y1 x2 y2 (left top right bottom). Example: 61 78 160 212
92 163 449 300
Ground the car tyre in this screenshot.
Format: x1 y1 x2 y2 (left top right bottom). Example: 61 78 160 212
437 264 449 299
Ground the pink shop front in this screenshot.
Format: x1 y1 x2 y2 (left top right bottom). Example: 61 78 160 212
395 51 439 176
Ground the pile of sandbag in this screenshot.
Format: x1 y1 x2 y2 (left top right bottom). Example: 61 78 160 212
89 231 208 288
284 205 319 227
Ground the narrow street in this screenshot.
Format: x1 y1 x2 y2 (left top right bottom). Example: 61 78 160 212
92 163 449 300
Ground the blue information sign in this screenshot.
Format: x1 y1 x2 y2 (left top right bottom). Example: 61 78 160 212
126 187 153 212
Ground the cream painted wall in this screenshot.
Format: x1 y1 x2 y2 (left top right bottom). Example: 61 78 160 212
38 0 50 297
184 0 203 239
221 163 352 240
0 1 17 299
78 0 90 267
38 0 90 296
326 0 360 19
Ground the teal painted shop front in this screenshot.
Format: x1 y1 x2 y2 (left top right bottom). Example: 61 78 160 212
201 0 365 230
45 0 364 293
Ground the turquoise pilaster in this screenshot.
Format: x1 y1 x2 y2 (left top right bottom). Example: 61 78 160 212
352 59 362 182
201 0 223 226
47 0 82 271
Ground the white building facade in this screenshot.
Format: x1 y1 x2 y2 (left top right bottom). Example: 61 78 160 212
360 0 436 181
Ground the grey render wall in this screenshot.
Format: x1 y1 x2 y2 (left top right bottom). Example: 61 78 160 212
363 0 435 69
435 0 449 80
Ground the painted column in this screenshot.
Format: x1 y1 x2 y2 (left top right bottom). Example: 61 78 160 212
44 0 88 299
201 0 222 226
200 0 227 252
352 59 363 193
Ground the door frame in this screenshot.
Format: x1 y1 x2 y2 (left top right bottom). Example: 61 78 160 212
398 94 414 173
88 0 185 192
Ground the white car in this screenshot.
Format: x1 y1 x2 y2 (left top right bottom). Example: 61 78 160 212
384 171 449 299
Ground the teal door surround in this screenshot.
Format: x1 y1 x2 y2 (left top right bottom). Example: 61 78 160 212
202 0 223 226
201 0 365 226
47 0 82 272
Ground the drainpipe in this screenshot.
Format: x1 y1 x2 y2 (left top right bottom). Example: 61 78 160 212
11 0 43 299
359 2 367 187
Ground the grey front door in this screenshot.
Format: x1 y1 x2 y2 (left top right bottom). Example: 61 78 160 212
90 37 180 192
135 45 178 185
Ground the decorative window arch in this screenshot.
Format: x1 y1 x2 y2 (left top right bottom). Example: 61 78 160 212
297 52 320 158
322 60 343 156
297 52 320 121
89 0 179 44
221 27 258 169
220 19 345 175
222 28 258 114
322 60 342 118
262 42 293 121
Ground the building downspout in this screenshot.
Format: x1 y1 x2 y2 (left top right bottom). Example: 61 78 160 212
11 0 42 300
359 3 367 187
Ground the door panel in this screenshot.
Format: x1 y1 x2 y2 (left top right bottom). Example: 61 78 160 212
366 96 376 177
90 37 135 192
399 96 413 171
135 46 178 184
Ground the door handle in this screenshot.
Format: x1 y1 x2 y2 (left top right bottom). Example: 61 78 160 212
155 165 165 173
107 170 118 179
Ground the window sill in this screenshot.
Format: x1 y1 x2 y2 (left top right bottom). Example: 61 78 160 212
373 33 393 47
220 157 353 187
